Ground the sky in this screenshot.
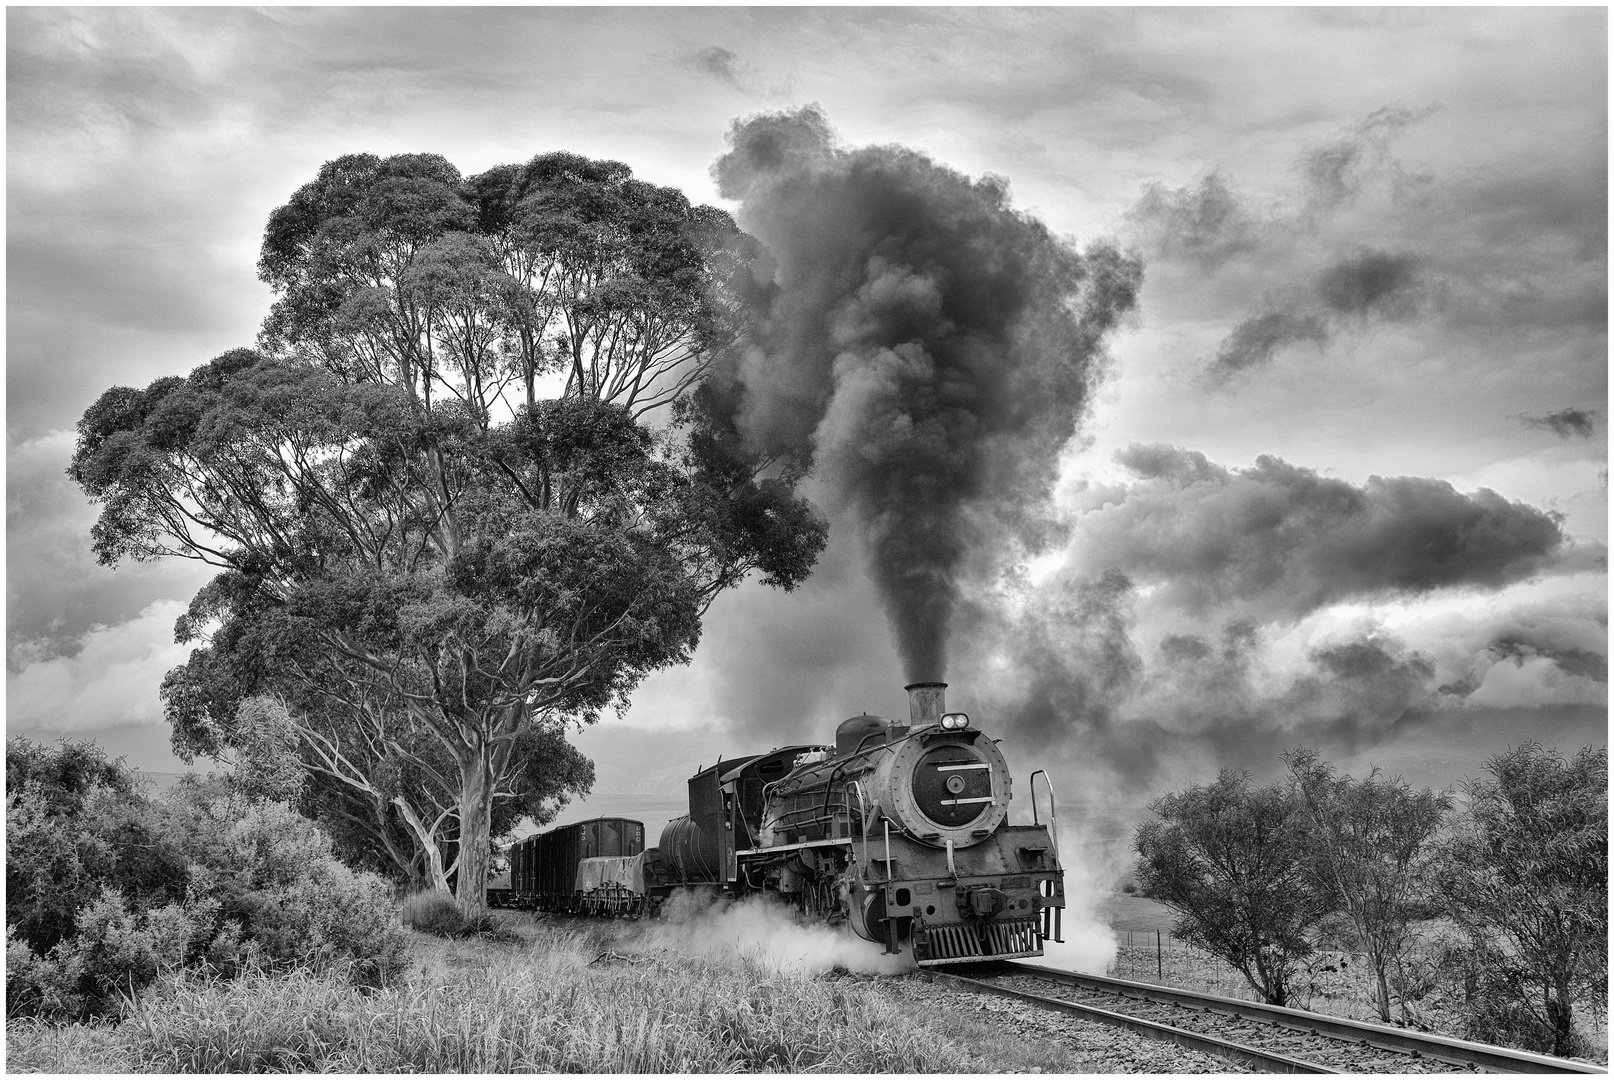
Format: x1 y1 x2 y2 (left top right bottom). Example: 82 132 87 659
7 7 1606 867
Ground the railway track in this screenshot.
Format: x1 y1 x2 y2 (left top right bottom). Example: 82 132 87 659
928 961 1605 1074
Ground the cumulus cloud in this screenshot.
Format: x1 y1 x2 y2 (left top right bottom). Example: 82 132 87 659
7 601 191 732
946 562 1452 787
951 568 1603 794
910 444 1606 792
1315 248 1422 319
7 430 214 672
1126 102 1604 401
1071 445 1575 619
1125 108 1435 274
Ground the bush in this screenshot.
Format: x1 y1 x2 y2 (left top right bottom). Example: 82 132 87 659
187 796 410 987
7 926 84 1020
8 887 220 1021
401 888 489 938
236 860 409 987
6 741 411 1021
7 740 188 959
66 887 161 1012
6 783 108 953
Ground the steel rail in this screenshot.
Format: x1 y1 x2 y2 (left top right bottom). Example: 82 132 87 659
927 969 1338 1074
1002 961 1605 1074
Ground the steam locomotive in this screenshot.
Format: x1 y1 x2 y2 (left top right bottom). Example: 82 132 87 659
500 683 1066 966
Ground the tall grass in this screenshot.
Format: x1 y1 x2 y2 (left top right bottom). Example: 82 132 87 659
117 926 981 1073
4 1018 134 1073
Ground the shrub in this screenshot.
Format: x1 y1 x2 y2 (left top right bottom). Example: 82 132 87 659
237 860 410 987
143 899 211 972
402 888 489 938
7 927 84 1020
166 795 412 987
7 740 187 957
6 778 123 953
6 742 411 1021
66 887 161 1013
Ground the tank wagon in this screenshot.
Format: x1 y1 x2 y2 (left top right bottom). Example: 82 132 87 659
499 683 1065 966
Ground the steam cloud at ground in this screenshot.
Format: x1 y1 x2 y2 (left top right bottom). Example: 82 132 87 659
1027 820 1119 976
632 890 912 976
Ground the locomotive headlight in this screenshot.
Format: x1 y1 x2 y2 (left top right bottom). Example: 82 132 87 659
940 712 970 730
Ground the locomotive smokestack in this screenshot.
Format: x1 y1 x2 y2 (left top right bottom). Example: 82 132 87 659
906 682 947 726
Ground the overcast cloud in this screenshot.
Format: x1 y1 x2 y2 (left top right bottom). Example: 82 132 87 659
7 9 1604 816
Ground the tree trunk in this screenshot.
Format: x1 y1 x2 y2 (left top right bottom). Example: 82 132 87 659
1374 966 1392 1024
393 796 452 894
1547 980 1575 1057
456 750 493 919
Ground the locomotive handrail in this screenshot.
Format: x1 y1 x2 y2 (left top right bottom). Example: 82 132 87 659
851 728 913 758
848 779 870 864
1028 769 1061 860
733 837 852 856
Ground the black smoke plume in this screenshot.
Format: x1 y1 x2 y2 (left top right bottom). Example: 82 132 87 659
712 106 1142 681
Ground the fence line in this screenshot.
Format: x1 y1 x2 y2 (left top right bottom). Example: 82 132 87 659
1117 928 1368 962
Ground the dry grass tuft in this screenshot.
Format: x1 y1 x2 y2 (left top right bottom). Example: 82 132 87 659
399 889 492 938
3 1018 134 1073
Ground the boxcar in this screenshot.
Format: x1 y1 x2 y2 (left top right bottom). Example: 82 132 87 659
508 817 645 912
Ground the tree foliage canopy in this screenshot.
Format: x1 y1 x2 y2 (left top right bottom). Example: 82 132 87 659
1133 770 1329 1006
71 150 827 911
1284 748 1450 1024
1434 742 1607 1056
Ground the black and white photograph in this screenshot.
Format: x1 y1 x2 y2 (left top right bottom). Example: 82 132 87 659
7 6 1607 1072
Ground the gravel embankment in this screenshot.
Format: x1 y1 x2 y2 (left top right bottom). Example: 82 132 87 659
873 973 1249 1073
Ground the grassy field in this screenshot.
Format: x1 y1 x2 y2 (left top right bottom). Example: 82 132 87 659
8 914 1106 1073
9 899 1606 1071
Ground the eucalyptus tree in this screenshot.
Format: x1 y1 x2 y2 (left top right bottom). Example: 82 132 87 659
73 151 825 915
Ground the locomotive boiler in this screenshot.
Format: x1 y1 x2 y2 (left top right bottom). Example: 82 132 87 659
503 682 1066 966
